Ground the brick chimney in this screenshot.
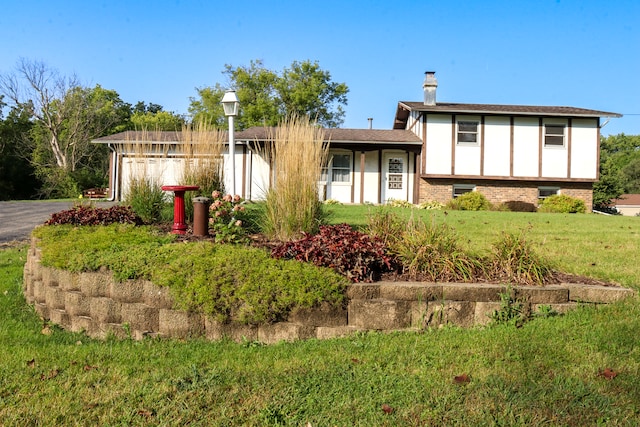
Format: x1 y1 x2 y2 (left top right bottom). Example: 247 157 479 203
423 71 437 106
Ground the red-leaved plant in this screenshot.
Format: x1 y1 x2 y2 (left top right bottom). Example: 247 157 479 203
45 205 141 226
271 223 395 283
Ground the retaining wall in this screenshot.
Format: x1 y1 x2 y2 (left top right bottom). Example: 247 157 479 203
23 238 635 344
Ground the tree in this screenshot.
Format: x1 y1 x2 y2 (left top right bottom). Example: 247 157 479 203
189 59 348 130
0 59 130 197
0 99 40 199
593 133 640 207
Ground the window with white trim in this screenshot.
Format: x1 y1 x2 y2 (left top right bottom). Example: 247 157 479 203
453 184 475 198
538 187 560 199
321 153 352 183
544 125 565 147
457 121 479 145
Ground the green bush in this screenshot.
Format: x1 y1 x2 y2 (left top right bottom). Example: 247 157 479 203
391 217 483 282
538 194 586 213
446 191 491 211
489 231 554 285
125 177 167 224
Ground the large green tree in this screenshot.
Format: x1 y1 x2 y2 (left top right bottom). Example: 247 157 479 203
593 133 640 207
189 60 348 130
0 59 130 197
0 97 40 199
128 102 185 131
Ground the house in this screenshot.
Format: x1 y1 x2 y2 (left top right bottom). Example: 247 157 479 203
94 72 621 209
393 72 622 211
612 194 640 216
93 128 422 204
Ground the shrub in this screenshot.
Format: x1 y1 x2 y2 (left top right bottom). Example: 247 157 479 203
446 191 491 211
538 194 586 213
488 230 554 285
386 198 413 208
417 200 444 210
45 205 141 226
208 191 249 244
271 224 394 283
125 177 167 224
161 243 348 325
366 207 405 247
391 217 483 282
499 200 537 212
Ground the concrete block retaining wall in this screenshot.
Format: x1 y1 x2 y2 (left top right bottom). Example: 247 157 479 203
23 238 635 344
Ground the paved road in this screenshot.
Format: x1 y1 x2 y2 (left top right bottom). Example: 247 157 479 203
0 201 116 244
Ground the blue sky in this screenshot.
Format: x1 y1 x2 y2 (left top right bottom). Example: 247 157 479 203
1 0 638 136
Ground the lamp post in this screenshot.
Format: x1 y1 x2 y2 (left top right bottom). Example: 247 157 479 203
221 90 239 196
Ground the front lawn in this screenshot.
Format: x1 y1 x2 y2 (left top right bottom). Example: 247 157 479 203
2 207 639 425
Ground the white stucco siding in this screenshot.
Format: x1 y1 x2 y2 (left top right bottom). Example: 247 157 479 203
454 144 481 175
121 156 185 199
512 117 539 177
425 115 453 175
409 111 424 139
247 150 270 201
542 118 569 178
483 117 511 176
570 119 598 179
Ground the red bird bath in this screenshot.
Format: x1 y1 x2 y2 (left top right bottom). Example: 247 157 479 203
161 185 200 234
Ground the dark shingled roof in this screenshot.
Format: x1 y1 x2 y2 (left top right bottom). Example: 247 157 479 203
94 127 423 145
398 101 622 117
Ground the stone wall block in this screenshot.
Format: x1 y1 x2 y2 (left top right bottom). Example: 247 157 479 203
120 303 159 333
514 286 568 304
346 284 380 300
348 299 411 330
287 303 347 327
380 283 443 301
45 286 66 310
49 309 71 328
410 301 428 328
65 291 91 317
34 302 50 319
41 267 59 288
474 301 503 325
32 279 46 304
142 281 174 309
442 283 504 302
70 315 96 334
80 272 111 298
58 270 80 292
566 284 635 304
90 297 122 324
205 317 258 342
258 322 316 344
159 309 204 339
111 279 145 303
424 301 476 328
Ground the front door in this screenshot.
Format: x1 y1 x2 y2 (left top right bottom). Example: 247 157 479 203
383 153 408 202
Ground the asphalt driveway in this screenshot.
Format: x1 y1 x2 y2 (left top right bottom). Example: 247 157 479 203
0 201 116 244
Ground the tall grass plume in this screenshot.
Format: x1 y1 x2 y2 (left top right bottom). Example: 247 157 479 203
260 115 329 240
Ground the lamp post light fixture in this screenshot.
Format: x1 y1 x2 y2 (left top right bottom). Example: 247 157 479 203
221 89 239 196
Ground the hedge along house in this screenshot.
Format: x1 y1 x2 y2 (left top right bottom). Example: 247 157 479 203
93 127 422 204
395 72 622 211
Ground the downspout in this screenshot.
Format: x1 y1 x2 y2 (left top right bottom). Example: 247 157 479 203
107 143 119 202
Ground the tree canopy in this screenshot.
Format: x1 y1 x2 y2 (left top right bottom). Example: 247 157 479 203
188 60 349 130
593 133 640 207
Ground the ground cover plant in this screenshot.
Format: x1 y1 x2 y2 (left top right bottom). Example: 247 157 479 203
2 239 640 425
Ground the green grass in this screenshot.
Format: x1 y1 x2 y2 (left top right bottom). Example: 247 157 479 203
2 207 640 425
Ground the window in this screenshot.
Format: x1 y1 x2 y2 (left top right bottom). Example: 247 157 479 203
538 187 560 199
321 153 351 183
544 125 565 147
387 157 403 189
457 121 479 145
453 184 475 198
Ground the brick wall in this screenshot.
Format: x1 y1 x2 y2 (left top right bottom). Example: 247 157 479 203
419 178 593 212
